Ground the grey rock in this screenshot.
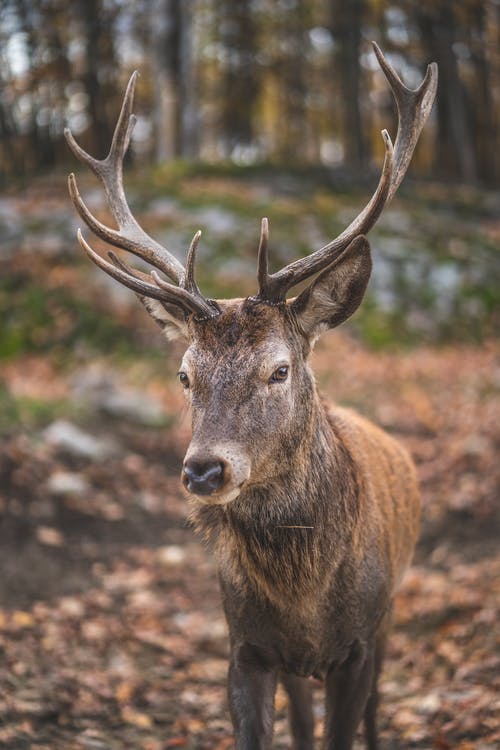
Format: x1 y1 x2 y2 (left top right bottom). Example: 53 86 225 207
102 389 167 426
44 420 118 460
146 196 180 220
193 206 239 235
47 471 90 496
72 369 167 426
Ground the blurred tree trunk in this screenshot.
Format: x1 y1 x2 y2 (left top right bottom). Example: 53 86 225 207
0 93 16 182
468 2 497 184
151 0 180 161
38 5 70 169
275 0 311 162
218 0 259 159
77 0 117 158
16 0 41 172
179 0 199 158
416 2 477 182
330 0 366 169
150 0 198 161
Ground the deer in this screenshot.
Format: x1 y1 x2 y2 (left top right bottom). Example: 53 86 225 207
65 42 437 750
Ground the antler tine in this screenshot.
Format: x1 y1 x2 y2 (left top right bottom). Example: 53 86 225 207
108 249 158 283
78 230 216 319
256 218 270 294
372 42 438 201
257 43 437 302
109 247 212 317
151 270 216 319
67 172 161 262
183 231 203 295
258 131 394 301
65 72 185 284
107 71 137 169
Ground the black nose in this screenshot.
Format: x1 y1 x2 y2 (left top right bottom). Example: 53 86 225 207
183 459 225 496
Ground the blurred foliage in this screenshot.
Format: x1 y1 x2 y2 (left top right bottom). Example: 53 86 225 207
0 0 499 184
0 167 498 363
1 1 497 359
0 273 142 360
0 378 74 436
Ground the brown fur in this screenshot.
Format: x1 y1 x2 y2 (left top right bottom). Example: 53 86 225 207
138 241 419 749
189 299 420 619
168 294 421 749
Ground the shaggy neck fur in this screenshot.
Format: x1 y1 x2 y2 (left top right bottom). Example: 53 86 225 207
191 392 361 610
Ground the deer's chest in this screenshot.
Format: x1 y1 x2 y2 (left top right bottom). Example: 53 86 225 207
220 568 354 679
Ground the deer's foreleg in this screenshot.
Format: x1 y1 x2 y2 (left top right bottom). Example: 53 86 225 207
228 644 278 750
323 640 375 750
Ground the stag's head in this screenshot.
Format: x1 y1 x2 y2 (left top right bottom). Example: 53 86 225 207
65 43 437 505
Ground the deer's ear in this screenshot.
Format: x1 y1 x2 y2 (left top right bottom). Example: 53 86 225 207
291 235 372 341
139 298 189 341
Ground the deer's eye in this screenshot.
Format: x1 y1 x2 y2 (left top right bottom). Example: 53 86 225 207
269 365 289 384
178 371 190 389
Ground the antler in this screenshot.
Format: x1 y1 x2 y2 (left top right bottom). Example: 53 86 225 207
65 72 218 320
257 42 438 302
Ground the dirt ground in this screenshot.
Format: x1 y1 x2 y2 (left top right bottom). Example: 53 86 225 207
0 334 498 750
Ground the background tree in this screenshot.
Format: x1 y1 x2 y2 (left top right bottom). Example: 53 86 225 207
216 0 260 159
415 0 477 181
330 0 367 170
270 0 312 163
74 0 119 158
0 0 498 184
150 0 198 162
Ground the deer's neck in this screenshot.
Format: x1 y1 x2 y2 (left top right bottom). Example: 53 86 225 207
191 393 360 604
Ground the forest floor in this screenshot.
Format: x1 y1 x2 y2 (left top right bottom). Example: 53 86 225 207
0 337 498 750
0 173 499 748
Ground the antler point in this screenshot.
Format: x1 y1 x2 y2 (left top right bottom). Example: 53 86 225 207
128 70 139 89
381 129 393 149
76 227 92 254
64 127 76 149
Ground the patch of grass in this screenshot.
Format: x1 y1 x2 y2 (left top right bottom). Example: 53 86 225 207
3 167 499 349
352 297 416 350
0 277 149 361
0 380 76 436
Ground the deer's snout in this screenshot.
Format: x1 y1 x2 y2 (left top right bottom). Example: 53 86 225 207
183 458 225 496
182 444 251 504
